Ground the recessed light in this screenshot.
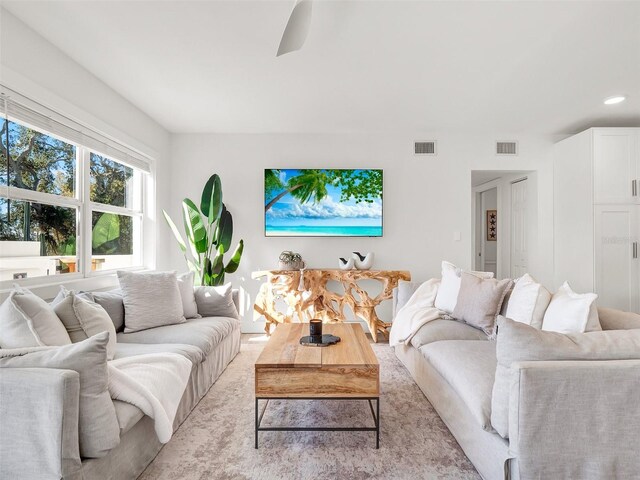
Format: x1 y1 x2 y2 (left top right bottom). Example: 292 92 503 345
604 95 626 105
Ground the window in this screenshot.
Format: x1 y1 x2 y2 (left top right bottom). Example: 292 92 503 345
0 100 149 284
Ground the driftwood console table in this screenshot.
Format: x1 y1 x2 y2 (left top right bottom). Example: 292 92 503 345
252 269 411 342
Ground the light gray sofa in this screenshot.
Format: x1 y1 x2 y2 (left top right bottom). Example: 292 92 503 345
392 283 640 480
0 289 242 480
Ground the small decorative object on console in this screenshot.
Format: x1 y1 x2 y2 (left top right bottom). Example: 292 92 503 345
338 257 355 270
278 251 305 270
352 252 374 270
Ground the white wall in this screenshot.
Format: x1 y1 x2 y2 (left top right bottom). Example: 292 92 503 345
0 9 172 298
169 133 555 333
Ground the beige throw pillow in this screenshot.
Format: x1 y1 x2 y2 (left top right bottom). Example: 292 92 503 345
434 261 495 313
452 273 513 335
52 287 117 360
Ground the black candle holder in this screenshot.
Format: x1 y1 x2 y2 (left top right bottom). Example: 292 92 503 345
309 319 323 342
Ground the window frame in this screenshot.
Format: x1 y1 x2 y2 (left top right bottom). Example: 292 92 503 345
0 114 148 289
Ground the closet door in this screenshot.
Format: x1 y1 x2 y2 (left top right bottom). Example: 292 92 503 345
593 129 639 204
594 205 639 312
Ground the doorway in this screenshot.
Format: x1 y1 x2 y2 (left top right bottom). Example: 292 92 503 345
475 187 498 276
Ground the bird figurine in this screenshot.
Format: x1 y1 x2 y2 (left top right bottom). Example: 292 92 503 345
338 257 355 270
352 252 374 270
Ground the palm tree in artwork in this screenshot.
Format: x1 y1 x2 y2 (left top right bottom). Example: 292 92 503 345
264 169 331 212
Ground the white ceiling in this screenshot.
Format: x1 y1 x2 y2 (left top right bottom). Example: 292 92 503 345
3 1 640 135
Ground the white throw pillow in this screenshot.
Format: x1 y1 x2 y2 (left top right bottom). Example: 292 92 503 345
52 287 117 360
177 272 200 319
504 274 552 329
542 282 602 333
118 270 187 333
194 283 239 318
434 261 495 313
0 287 71 348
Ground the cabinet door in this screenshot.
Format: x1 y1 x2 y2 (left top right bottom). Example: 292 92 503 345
594 205 639 312
593 129 639 204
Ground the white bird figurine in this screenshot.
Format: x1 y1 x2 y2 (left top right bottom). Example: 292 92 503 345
352 252 374 270
338 257 355 270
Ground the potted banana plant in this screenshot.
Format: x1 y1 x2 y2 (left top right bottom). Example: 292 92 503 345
163 174 244 286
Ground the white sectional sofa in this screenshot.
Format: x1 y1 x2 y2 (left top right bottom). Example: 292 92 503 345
393 283 640 480
0 288 241 480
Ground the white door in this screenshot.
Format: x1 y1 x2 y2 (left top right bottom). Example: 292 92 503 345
510 179 528 278
594 205 639 312
593 129 639 204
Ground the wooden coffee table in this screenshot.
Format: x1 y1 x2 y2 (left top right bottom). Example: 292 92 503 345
254 323 380 448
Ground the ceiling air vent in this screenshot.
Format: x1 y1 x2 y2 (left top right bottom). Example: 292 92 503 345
415 141 436 155
496 141 518 155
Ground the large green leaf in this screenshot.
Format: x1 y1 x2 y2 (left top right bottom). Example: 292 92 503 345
200 174 222 225
162 210 187 254
92 213 120 251
182 198 208 254
224 239 244 273
216 205 233 253
211 249 224 277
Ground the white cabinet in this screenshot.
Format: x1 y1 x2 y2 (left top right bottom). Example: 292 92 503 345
593 129 639 204
594 205 639 312
554 127 640 312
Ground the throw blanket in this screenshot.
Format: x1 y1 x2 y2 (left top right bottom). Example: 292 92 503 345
389 278 443 347
108 353 192 443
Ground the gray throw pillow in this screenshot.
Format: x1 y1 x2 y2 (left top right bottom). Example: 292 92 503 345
89 289 125 332
0 287 71 348
491 316 640 439
52 287 117 360
195 284 239 318
177 272 200 319
117 270 186 333
0 332 120 458
452 273 513 335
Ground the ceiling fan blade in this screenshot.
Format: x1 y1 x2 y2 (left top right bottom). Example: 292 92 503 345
277 0 313 57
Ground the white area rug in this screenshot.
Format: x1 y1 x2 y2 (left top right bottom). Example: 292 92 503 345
140 342 480 480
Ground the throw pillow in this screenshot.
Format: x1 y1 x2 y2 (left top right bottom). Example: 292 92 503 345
0 287 71 348
89 289 125 332
117 270 186 333
52 287 117 360
542 282 602 333
491 316 640 439
452 272 513 335
0 332 120 458
194 283 239 318
434 261 495 313
177 271 200 319
504 273 552 329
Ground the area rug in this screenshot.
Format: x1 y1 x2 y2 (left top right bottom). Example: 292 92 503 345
139 342 480 480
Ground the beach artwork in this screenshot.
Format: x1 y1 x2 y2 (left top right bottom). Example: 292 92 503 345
264 169 383 237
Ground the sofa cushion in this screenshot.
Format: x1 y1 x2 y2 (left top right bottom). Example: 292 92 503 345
52 288 117 360
505 273 551 329
89 289 125 332
492 316 640 439
597 307 640 331
410 319 488 349
177 272 200 319
118 270 186 333
542 281 601 333
195 284 239 319
117 316 239 358
0 288 71 348
452 273 513 335
0 333 119 458
434 261 495 314
114 342 204 365
420 340 496 431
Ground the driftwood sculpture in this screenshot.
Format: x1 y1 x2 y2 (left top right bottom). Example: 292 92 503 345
252 269 411 342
